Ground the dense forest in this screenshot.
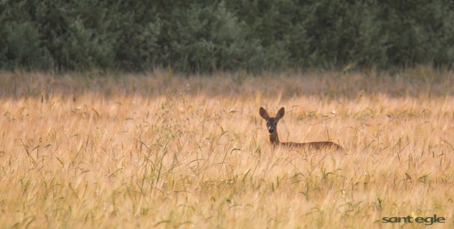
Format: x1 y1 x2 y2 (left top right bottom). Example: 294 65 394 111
2 0 454 72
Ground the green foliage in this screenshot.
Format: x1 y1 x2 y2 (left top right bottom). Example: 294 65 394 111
1 0 454 72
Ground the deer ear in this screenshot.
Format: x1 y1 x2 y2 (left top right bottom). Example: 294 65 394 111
259 107 269 120
276 107 285 120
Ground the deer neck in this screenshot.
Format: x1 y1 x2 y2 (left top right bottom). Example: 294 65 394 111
269 132 280 145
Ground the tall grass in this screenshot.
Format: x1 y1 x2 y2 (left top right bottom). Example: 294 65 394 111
0 67 454 228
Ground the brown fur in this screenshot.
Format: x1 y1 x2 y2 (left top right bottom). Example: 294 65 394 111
259 107 342 150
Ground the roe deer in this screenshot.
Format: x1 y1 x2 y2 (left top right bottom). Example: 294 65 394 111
259 107 342 150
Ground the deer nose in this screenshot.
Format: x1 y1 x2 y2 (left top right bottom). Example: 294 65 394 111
268 129 274 134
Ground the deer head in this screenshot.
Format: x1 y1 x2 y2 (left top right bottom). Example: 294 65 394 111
259 107 285 135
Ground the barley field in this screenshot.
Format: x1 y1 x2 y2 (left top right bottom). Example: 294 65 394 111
1 68 454 228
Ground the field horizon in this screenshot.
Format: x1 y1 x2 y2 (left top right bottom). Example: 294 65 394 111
1 68 454 228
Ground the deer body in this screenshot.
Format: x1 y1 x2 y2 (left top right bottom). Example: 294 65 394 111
260 107 342 150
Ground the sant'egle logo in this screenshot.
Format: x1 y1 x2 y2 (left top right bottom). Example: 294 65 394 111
382 213 445 225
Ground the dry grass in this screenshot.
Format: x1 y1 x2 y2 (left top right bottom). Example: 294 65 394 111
1 67 454 228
